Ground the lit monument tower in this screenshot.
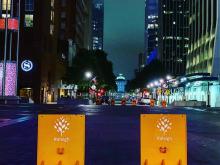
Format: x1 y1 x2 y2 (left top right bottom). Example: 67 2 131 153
0 0 21 97
116 74 127 93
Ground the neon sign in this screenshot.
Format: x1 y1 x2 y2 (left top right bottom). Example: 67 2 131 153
21 60 33 72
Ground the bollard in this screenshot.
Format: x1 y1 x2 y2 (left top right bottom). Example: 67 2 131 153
161 159 165 165
75 160 80 165
144 159 148 165
178 160 182 165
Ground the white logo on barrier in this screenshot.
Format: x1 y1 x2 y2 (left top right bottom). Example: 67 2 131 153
54 116 70 136
157 116 172 133
21 60 33 72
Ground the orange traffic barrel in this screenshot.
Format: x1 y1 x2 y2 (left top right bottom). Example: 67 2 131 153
96 98 101 105
111 99 115 106
150 99 155 107
121 99 126 106
131 99 137 106
162 100 167 108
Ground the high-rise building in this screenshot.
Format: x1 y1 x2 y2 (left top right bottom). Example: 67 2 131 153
138 53 145 72
145 0 159 64
158 0 189 76
187 0 220 76
0 0 92 103
91 0 104 50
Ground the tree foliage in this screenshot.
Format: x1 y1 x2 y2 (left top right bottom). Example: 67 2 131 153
64 49 116 91
126 60 165 91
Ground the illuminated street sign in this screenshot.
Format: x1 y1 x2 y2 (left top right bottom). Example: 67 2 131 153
141 114 187 165
37 115 85 165
21 60 33 72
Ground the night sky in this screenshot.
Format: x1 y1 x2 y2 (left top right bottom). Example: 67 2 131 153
104 0 145 80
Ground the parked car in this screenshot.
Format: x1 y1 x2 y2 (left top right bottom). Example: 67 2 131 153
139 98 151 105
101 96 110 105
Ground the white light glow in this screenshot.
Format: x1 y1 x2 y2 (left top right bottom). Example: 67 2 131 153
85 71 92 79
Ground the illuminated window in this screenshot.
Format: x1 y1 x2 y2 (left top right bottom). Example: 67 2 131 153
2 14 11 18
50 11 54 22
25 0 34 11
24 14 33 27
2 0 11 10
50 24 54 35
51 0 54 8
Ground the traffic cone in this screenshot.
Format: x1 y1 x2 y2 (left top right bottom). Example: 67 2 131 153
58 160 62 165
40 161 45 165
75 160 80 165
161 159 165 165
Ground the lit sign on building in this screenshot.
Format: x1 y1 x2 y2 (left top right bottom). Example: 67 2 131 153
0 18 19 30
0 19 5 30
21 60 33 72
0 62 17 96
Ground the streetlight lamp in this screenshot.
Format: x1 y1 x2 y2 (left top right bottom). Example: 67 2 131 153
154 81 159 86
166 75 172 80
84 71 93 98
160 79 164 84
85 71 92 79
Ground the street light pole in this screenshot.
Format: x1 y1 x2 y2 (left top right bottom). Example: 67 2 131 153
207 82 210 107
15 0 20 96
2 0 9 96
9 0 14 61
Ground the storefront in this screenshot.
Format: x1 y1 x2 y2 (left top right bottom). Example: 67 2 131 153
169 73 220 107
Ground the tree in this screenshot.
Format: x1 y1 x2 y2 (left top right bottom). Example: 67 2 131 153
64 49 116 91
126 60 165 91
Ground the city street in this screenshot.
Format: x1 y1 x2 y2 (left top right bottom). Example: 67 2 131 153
0 104 220 165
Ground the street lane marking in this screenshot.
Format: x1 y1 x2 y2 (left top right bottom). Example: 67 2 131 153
184 107 206 112
0 116 32 128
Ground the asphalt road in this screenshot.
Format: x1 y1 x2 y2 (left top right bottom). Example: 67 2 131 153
0 104 220 165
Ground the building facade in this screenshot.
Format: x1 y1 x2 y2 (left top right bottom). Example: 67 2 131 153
187 0 220 77
158 0 189 76
91 0 104 50
138 53 145 72
145 0 159 64
0 0 92 103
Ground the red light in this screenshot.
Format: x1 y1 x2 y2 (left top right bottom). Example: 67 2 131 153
0 19 5 30
8 18 19 30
